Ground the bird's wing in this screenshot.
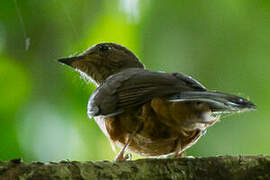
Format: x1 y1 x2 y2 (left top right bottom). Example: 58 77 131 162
88 68 206 117
168 91 256 114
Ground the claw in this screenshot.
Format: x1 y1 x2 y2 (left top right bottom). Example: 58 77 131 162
124 153 132 160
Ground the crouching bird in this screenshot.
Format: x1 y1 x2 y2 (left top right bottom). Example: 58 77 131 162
58 43 256 161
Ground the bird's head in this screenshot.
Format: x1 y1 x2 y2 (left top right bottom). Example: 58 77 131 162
58 43 144 85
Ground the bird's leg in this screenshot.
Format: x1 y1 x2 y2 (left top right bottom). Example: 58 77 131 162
114 132 136 162
174 138 184 158
114 112 144 162
114 144 128 162
178 151 186 157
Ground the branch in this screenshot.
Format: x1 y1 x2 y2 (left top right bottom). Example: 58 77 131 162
0 155 269 180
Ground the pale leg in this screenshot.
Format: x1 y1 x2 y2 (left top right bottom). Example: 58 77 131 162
174 138 183 158
114 132 135 162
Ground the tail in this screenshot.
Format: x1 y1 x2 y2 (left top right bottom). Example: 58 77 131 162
168 91 256 114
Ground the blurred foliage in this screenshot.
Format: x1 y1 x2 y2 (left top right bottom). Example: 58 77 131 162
0 0 269 162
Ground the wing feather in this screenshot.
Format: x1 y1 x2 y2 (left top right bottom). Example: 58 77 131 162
88 68 206 117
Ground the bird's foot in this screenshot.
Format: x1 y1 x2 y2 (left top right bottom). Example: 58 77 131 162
114 153 132 162
124 153 132 160
175 150 186 158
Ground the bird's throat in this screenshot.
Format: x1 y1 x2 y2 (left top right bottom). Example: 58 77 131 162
73 62 121 86
73 59 145 86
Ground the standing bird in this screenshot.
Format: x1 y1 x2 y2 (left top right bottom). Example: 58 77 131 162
58 43 256 161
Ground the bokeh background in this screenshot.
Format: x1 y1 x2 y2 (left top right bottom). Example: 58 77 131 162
0 0 269 162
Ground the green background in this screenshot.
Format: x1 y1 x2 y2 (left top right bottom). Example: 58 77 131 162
0 0 269 162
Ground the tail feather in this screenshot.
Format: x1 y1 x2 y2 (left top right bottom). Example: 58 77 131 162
168 91 256 114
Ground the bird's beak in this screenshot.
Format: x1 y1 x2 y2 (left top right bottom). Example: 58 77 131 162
58 55 84 67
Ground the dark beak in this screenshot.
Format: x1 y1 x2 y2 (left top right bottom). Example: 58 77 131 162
58 55 84 67
58 57 76 66
58 58 71 66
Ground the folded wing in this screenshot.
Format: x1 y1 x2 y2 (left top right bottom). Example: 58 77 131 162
88 68 206 117
88 68 255 118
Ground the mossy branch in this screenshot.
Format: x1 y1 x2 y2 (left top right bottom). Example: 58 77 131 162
0 155 270 180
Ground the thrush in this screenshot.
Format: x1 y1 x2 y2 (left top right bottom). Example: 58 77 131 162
58 43 256 161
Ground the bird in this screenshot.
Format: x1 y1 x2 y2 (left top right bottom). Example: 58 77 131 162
58 42 256 161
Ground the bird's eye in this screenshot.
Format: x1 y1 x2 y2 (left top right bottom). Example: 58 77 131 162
98 44 110 52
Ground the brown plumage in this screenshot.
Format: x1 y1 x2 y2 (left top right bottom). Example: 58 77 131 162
58 42 256 161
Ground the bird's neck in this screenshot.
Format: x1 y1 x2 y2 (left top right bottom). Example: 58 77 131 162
78 63 143 86
87 65 115 86
74 58 145 86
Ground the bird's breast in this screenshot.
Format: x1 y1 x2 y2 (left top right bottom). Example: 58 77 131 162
94 98 218 156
